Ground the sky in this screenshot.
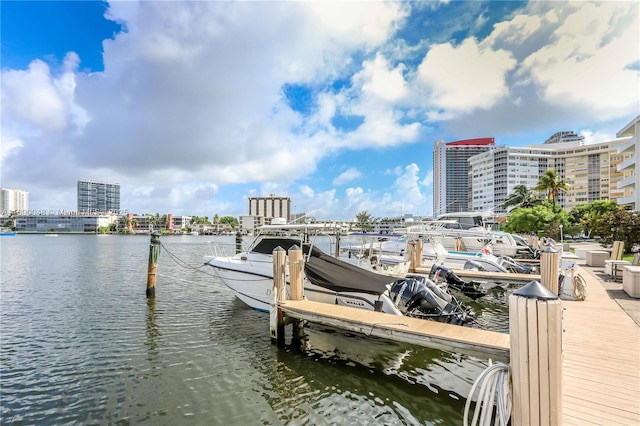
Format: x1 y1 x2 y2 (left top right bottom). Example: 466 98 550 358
1 1 639 221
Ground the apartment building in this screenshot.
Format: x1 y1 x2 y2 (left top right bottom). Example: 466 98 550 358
433 138 495 216
1 188 29 213
469 136 633 213
77 179 121 213
248 195 291 223
615 115 639 209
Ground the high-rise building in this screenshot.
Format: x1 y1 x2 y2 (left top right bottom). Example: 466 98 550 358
469 146 553 214
77 179 120 213
0 188 29 213
615 115 639 210
433 138 495 216
248 195 291 223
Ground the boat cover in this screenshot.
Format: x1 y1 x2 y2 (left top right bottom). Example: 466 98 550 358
303 247 396 295
250 237 395 295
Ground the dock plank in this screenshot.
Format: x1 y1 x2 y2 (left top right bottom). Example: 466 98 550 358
279 299 510 359
561 265 640 425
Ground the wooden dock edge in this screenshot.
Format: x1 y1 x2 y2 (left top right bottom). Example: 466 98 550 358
279 299 510 360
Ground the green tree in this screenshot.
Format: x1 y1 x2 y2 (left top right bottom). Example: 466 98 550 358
355 210 374 232
219 216 238 229
503 203 570 239
591 209 640 251
502 184 543 211
535 169 569 210
570 200 617 237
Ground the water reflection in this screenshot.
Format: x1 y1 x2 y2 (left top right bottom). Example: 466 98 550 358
145 298 160 366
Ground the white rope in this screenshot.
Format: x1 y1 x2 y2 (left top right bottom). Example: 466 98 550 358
464 360 511 426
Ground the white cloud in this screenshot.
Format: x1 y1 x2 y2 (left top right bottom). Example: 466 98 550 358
517 2 639 119
1 60 67 131
415 38 517 118
333 168 362 186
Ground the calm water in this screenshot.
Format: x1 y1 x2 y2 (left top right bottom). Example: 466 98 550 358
1 234 509 425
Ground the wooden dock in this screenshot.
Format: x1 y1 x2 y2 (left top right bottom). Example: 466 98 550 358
276 268 640 425
272 247 640 424
561 265 640 425
279 299 510 359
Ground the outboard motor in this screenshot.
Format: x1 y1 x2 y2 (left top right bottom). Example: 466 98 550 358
389 278 447 316
389 278 472 324
429 265 487 300
406 274 453 303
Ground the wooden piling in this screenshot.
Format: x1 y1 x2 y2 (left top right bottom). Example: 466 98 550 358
269 246 286 345
540 242 561 294
288 246 304 301
509 281 562 425
408 240 422 273
146 231 161 298
288 245 306 349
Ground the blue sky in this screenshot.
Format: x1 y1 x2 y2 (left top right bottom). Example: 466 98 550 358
1 1 638 220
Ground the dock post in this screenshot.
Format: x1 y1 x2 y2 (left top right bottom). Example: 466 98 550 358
408 241 417 273
509 280 562 426
288 245 306 349
146 231 161 298
288 245 304 301
540 242 560 294
269 246 286 345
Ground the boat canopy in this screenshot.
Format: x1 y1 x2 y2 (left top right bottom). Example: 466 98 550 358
304 248 395 295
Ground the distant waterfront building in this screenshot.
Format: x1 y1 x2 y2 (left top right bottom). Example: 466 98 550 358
239 215 266 234
15 213 117 233
77 179 121 213
248 195 291 223
433 138 495 216
1 188 29 213
615 115 639 210
544 131 585 145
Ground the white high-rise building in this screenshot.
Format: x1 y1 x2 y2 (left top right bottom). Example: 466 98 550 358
1 188 29 214
615 115 639 210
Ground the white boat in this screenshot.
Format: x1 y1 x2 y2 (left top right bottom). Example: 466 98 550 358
432 212 535 258
399 221 536 274
204 223 473 324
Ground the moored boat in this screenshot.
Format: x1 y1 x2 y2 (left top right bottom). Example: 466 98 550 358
204 223 475 325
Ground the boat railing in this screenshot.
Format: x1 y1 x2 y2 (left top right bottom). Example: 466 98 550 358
207 241 241 258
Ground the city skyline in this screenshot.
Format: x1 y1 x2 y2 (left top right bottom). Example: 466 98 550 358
2 1 638 220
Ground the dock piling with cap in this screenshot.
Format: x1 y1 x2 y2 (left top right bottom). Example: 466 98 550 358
146 231 161 298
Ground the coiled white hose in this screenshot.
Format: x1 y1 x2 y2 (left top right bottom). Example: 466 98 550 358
463 360 511 426
573 273 587 301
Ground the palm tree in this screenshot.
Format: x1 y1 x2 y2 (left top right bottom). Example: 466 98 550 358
535 169 570 210
502 184 542 210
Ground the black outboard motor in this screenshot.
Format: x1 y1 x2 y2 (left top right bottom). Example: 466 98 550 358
406 274 454 303
389 278 472 324
429 265 487 300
